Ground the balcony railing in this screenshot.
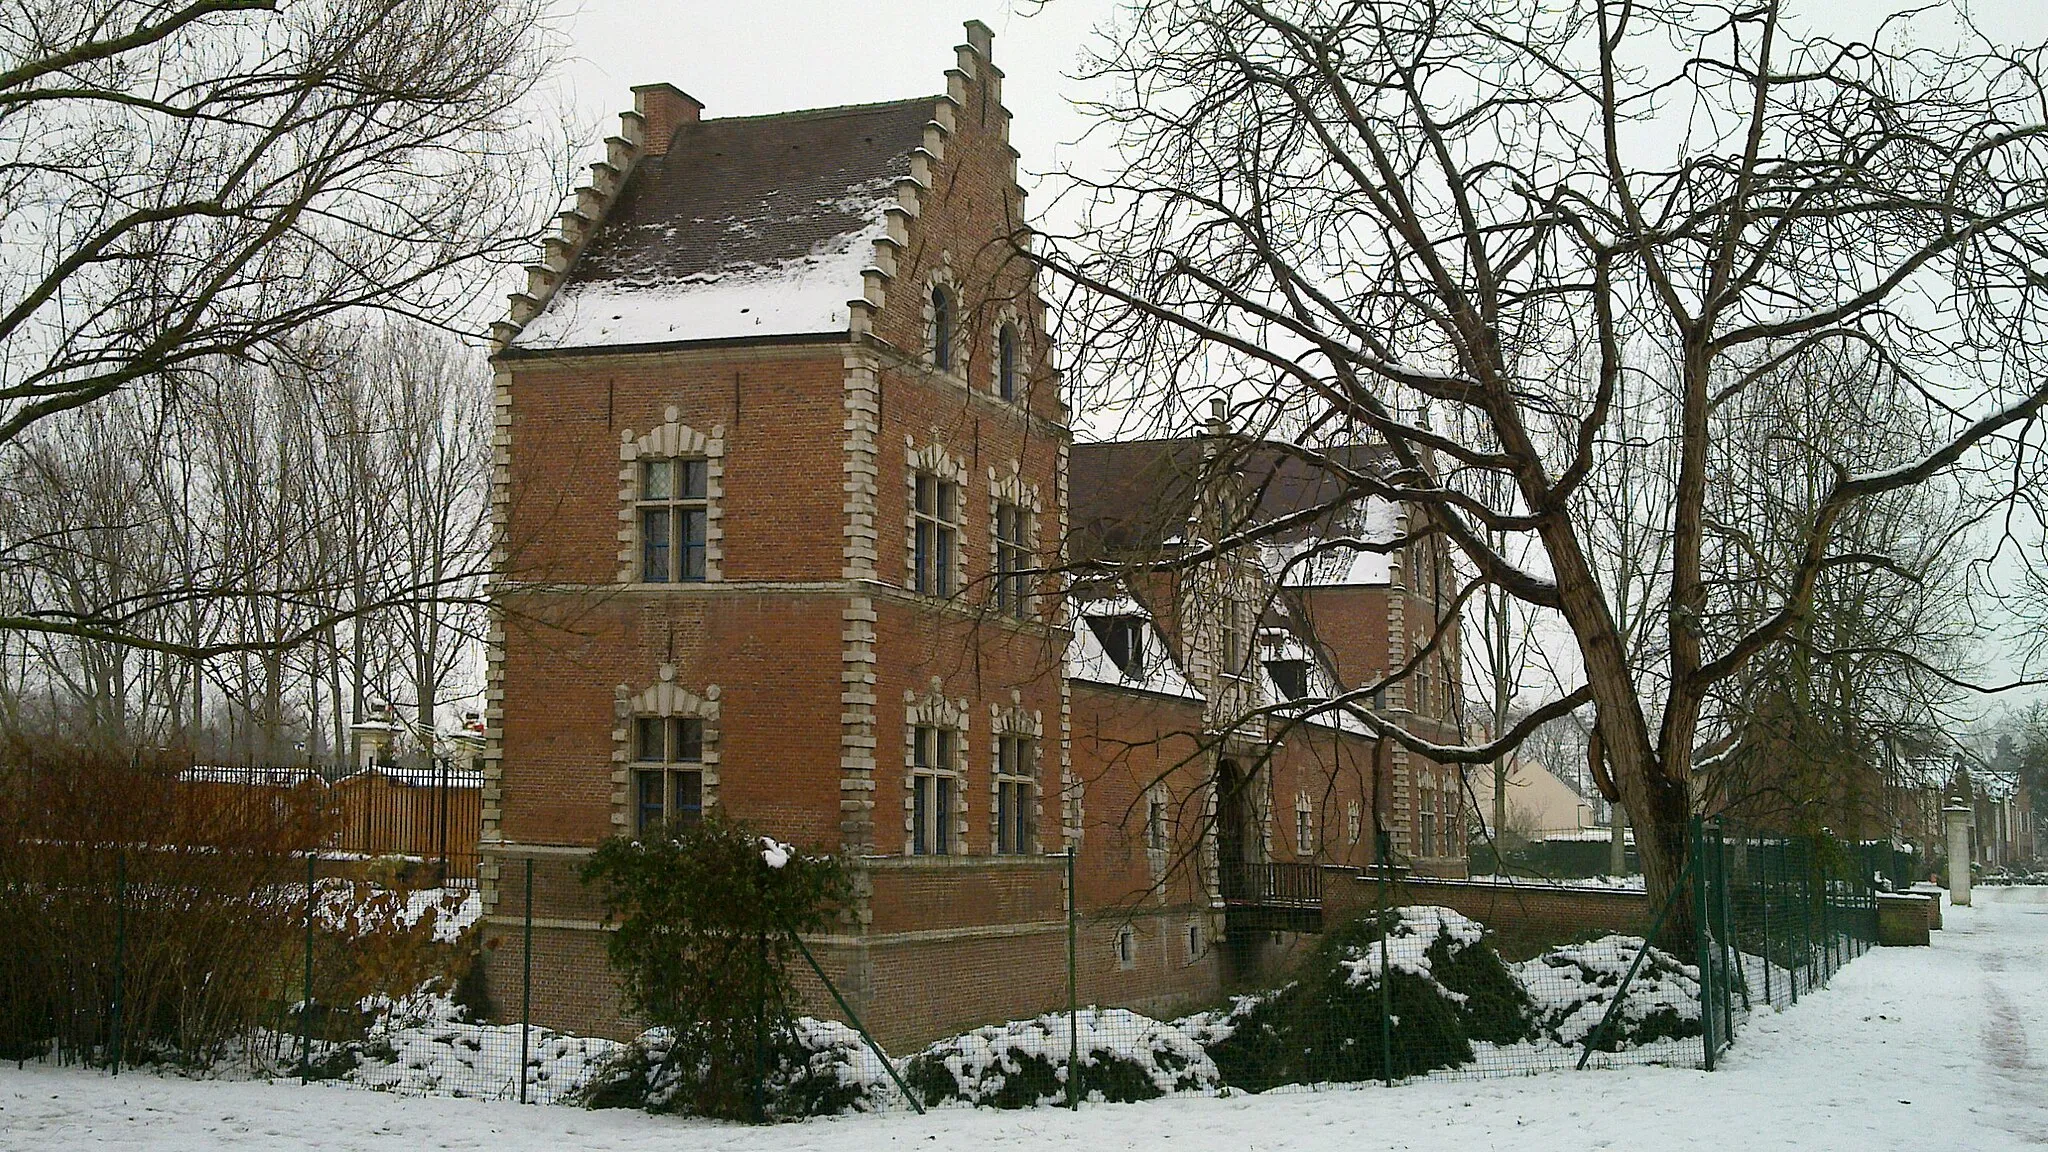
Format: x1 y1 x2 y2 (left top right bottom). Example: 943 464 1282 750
1219 860 1324 908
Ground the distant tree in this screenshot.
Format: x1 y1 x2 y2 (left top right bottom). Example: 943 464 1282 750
0 0 557 662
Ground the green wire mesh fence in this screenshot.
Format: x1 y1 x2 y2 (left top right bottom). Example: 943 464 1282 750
1 817 1904 1113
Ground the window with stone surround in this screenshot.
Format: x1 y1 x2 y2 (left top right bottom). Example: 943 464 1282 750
906 442 967 599
905 684 968 857
995 733 1033 854
613 667 719 835
1146 793 1167 854
988 464 1041 622
618 411 722 584
1347 799 1362 846
912 726 958 855
931 284 955 373
997 321 1020 402
1419 784 1436 857
990 693 1042 856
924 262 963 378
1221 597 1247 677
913 475 958 596
1295 791 1314 857
638 457 708 583
633 716 703 834
993 500 1028 618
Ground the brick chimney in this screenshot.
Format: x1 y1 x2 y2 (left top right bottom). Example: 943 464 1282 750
632 82 704 157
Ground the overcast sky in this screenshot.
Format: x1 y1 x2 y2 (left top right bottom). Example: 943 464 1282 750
542 1 1109 197
537 1 2048 715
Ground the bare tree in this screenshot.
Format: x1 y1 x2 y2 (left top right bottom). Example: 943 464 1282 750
1041 0 2048 941
0 319 493 764
0 0 557 658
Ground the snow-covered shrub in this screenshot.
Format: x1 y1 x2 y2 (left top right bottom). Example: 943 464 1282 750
582 1017 894 1118
579 813 848 1119
1517 934 1701 1051
904 1008 1217 1108
338 992 620 1102
1188 906 1533 1089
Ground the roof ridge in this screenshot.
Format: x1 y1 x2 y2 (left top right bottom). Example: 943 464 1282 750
694 95 944 126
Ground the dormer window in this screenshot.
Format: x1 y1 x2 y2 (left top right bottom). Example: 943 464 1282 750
931 285 955 372
1267 659 1309 701
1088 615 1146 677
997 322 1019 401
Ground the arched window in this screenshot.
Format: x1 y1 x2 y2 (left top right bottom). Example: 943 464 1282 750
997 322 1018 401
931 285 954 371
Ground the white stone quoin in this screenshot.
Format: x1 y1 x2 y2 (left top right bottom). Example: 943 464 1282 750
1945 802 1973 908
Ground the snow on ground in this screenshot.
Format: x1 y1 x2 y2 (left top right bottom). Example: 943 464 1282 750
5 887 2046 1151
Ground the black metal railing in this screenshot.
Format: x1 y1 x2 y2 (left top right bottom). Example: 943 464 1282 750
1220 861 1324 907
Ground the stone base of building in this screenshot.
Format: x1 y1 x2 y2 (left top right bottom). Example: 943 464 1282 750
479 906 1229 1052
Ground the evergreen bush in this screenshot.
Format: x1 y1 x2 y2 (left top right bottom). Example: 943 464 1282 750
904 1007 1216 1107
1186 905 1534 1089
1518 934 1702 1051
578 813 847 1120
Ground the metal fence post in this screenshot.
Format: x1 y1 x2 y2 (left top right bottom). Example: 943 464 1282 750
1716 821 1737 1036
1378 837 1392 1086
301 852 314 1083
109 850 124 1076
1065 846 1079 1111
520 856 533 1104
1759 876 1772 1008
1691 816 1716 1070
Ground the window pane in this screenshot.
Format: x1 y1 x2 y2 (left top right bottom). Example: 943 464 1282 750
634 717 662 761
680 509 707 581
998 325 1016 401
997 784 1013 854
914 521 932 594
915 474 934 517
680 458 707 500
636 770 664 834
938 482 957 523
936 775 954 853
936 527 954 596
1013 783 1030 853
675 717 703 762
932 288 952 370
937 729 954 769
913 775 931 855
913 726 930 769
674 770 702 826
643 459 673 500
641 507 671 582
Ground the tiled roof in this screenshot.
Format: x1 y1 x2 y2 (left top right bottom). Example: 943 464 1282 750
1068 438 1401 563
513 98 935 350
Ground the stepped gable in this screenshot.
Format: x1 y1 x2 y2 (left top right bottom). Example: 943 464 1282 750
1069 438 1402 564
510 97 935 352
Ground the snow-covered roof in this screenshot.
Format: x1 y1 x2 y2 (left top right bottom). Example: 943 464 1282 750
1066 597 1203 701
1254 629 1374 735
1261 496 1402 587
511 99 933 352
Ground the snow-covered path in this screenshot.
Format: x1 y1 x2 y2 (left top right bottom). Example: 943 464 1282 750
4 887 2043 1151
